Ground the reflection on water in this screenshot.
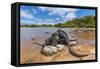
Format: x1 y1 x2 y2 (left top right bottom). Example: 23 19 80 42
21 27 95 46
74 32 95 40
73 31 95 46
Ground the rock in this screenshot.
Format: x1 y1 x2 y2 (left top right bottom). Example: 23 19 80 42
56 44 65 51
70 41 77 46
42 46 57 56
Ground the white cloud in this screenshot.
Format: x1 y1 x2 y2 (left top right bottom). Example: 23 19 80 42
21 19 56 25
56 17 60 21
21 19 34 25
65 12 76 20
20 10 34 19
38 7 48 11
38 7 78 16
48 8 78 17
21 17 58 25
38 6 79 23
61 12 77 22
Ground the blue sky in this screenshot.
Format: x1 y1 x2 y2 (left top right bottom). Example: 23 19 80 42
20 5 95 25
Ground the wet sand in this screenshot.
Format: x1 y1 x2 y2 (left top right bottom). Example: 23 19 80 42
20 44 95 64
20 28 96 64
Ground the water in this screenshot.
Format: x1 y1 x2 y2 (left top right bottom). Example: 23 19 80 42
21 27 72 42
20 27 95 46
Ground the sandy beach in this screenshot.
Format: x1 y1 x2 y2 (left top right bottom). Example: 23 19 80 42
20 44 95 64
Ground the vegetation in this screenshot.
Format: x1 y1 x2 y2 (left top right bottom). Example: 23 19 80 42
20 15 95 28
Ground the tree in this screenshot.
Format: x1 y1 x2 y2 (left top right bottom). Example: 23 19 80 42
20 15 95 28
54 23 62 27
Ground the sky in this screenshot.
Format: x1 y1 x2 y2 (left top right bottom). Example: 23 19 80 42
20 5 96 25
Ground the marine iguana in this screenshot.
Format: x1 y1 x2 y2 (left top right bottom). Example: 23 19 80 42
45 32 59 46
33 29 88 59
57 29 89 60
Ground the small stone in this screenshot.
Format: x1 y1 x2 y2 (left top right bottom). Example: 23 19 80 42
70 41 77 46
56 44 65 51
